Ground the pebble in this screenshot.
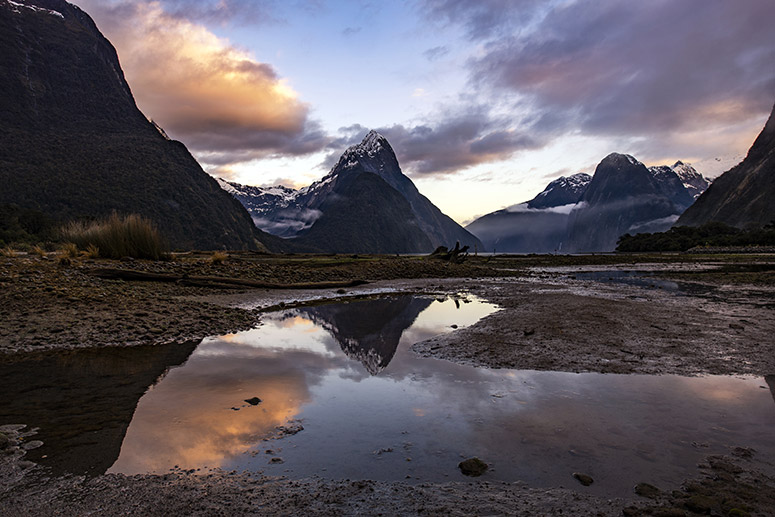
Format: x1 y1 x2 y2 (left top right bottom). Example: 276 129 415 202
458 457 488 477
572 472 594 486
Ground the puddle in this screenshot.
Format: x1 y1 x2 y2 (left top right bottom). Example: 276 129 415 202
571 270 717 296
572 270 775 308
2 294 774 499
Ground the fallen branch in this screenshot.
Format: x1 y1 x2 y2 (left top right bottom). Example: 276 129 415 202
89 268 368 290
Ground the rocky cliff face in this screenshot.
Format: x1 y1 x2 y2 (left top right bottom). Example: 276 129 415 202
678 103 775 228
0 0 269 250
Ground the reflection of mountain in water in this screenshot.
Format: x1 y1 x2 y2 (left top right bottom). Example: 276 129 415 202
0 342 197 475
297 296 433 375
766 375 775 405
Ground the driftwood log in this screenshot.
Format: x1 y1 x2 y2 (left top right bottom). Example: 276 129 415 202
89 268 369 290
429 241 470 264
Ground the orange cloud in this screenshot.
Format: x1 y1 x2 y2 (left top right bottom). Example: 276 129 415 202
78 0 328 163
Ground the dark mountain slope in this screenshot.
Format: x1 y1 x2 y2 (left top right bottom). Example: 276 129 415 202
292 171 433 253
332 131 482 250
0 0 268 250
678 103 775 228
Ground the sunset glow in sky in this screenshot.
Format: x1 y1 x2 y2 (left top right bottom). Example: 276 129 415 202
77 0 775 224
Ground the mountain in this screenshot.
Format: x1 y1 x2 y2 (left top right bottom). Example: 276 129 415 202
671 161 711 199
467 155 701 253
465 173 591 253
565 153 689 252
647 164 696 211
527 173 592 209
677 103 775 229
220 131 483 253
0 0 269 250
215 179 316 238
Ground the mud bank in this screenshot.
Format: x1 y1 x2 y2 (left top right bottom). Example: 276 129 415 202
414 273 775 376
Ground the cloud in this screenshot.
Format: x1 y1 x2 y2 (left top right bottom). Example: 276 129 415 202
422 45 449 61
78 0 330 165
147 0 279 25
419 0 544 40
323 108 542 176
422 0 775 160
505 201 585 215
341 26 362 37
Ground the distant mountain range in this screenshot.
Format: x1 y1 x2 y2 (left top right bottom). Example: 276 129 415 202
219 131 483 253
467 158 710 253
678 102 775 229
0 0 271 250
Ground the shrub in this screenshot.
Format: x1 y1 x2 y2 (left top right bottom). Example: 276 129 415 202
61 213 167 260
209 251 228 265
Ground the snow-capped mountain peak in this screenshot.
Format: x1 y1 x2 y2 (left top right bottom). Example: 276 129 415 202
527 172 591 209
648 161 710 200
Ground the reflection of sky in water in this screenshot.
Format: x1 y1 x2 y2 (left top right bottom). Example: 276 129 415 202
109 296 775 498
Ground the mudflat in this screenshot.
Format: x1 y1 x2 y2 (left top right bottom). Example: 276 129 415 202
2 252 774 516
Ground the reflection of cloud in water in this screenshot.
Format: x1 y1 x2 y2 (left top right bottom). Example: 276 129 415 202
200 316 337 357
109 341 341 474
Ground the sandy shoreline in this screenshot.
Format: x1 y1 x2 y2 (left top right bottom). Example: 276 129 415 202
2 253 775 515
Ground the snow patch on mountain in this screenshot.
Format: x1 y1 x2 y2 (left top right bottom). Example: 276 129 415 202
5 0 64 18
648 161 710 200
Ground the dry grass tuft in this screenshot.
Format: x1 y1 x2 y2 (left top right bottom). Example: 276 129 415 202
209 251 228 265
84 244 100 259
61 213 167 260
60 242 79 258
31 245 47 258
1 246 15 258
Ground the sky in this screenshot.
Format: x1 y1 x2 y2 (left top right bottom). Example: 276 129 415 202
75 0 775 225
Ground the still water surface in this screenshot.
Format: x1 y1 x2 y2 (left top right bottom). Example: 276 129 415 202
3 294 774 498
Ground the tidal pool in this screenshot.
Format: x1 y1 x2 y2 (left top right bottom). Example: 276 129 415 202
2 294 774 498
